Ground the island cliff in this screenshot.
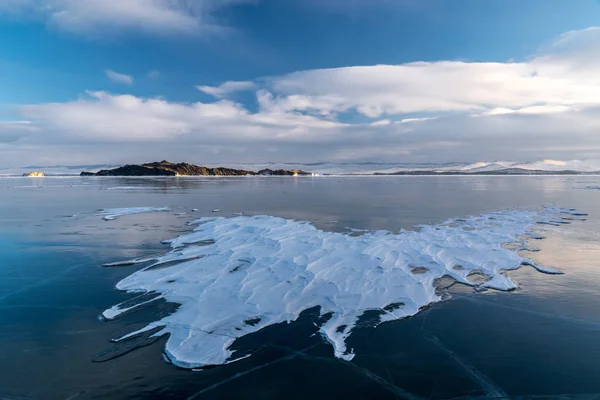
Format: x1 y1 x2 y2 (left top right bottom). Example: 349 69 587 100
23 171 45 177
81 161 315 177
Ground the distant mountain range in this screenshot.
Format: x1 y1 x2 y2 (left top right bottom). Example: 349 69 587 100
222 159 600 175
355 160 600 175
3 159 600 176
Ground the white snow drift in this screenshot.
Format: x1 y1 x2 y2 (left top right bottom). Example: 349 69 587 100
103 206 583 368
98 206 171 221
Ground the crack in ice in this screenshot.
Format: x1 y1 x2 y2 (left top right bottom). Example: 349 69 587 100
425 335 507 398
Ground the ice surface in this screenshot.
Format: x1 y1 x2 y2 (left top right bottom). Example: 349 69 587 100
98 207 171 221
104 206 581 369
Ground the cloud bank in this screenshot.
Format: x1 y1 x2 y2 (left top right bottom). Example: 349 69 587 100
3 27 600 166
0 0 256 36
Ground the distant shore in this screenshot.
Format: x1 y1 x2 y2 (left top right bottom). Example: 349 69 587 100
80 161 317 177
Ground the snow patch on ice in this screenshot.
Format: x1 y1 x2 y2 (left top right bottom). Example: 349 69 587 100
103 206 582 368
105 186 179 191
98 207 171 221
103 295 163 320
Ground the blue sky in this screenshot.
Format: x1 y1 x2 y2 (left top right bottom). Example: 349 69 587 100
1 0 600 166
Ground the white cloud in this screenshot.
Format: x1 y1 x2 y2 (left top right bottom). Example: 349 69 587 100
105 69 134 85
239 27 599 119
0 0 256 36
475 105 576 117
146 70 161 79
18 90 339 144
19 91 249 141
262 60 598 119
5 27 600 166
0 120 35 143
0 120 32 126
197 81 256 98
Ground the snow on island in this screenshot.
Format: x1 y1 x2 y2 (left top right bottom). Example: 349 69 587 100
103 206 585 369
22 171 45 177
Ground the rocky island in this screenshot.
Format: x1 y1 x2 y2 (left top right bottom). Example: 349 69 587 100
81 161 316 177
23 171 45 177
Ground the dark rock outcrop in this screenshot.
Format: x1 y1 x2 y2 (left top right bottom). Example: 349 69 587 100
23 171 45 177
81 161 315 177
257 168 313 176
91 164 179 176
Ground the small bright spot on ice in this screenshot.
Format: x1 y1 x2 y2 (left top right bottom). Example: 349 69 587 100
104 206 582 369
98 207 171 221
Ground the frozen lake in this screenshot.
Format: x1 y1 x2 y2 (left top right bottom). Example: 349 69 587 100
1 175 600 399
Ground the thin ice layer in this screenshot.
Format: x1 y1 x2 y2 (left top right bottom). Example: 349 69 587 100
98 207 171 221
104 206 581 368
